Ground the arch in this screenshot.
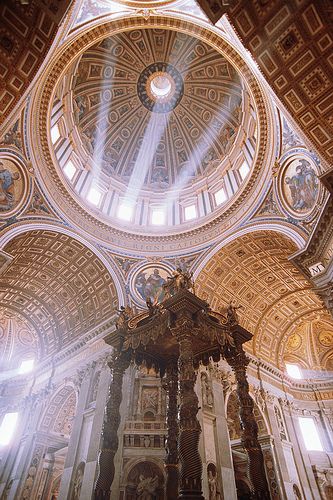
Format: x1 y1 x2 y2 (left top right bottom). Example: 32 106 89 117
143 410 155 421
195 229 333 367
194 224 306 279
273 404 288 441
0 225 124 357
39 383 78 436
0 221 126 305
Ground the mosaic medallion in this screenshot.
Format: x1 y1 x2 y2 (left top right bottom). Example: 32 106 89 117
286 333 302 350
319 331 333 347
137 62 184 113
281 157 319 215
130 263 173 305
0 156 27 217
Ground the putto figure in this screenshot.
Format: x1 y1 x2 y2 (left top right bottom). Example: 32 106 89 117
146 297 161 317
115 305 133 329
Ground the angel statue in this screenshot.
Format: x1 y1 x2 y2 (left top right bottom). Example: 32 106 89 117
115 305 133 329
226 302 242 326
163 267 194 298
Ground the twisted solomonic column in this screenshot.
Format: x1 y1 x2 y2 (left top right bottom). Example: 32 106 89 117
94 351 131 499
177 334 204 500
164 360 179 499
226 349 270 499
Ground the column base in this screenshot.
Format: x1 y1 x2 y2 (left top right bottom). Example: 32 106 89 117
165 464 179 499
94 488 110 500
178 492 204 500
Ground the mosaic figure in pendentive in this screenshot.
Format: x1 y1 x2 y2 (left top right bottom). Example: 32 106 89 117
135 267 168 303
0 160 21 212
284 158 318 212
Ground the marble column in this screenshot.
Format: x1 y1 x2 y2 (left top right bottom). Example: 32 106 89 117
281 402 320 499
265 401 294 498
226 350 270 499
211 377 237 500
94 351 130 499
177 336 204 500
80 363 112 500
164 360 179 499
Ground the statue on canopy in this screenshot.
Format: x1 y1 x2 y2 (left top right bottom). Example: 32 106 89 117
146 297 161 317
115 305 133 329
163 267 194 298
226 302 242 326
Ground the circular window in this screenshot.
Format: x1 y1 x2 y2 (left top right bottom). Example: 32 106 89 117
150 73 172 99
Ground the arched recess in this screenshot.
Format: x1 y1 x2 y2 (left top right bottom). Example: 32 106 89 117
226 390 271 499
39 384 78 436
122 458 165 500
19 384 78 500
195 230 333 368
0 224 123 359
0 312 39 371
278 313 333 372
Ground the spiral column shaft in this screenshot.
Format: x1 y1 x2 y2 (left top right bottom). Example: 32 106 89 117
94 352 130 499
165 361 180 499
177 336 204 500
226 349 270 499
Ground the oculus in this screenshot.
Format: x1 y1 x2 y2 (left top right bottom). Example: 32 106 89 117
138 62 184 113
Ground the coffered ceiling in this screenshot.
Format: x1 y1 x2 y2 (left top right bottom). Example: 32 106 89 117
0 230 118 358
230 0 333 165
196 231 333 370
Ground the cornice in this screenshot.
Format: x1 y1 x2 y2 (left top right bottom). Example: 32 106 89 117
290 194 333 276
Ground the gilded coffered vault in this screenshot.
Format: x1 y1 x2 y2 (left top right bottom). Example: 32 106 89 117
196 231 333 370
0 230 118 359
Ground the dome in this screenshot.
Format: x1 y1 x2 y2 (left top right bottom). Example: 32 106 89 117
49 27 259 236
